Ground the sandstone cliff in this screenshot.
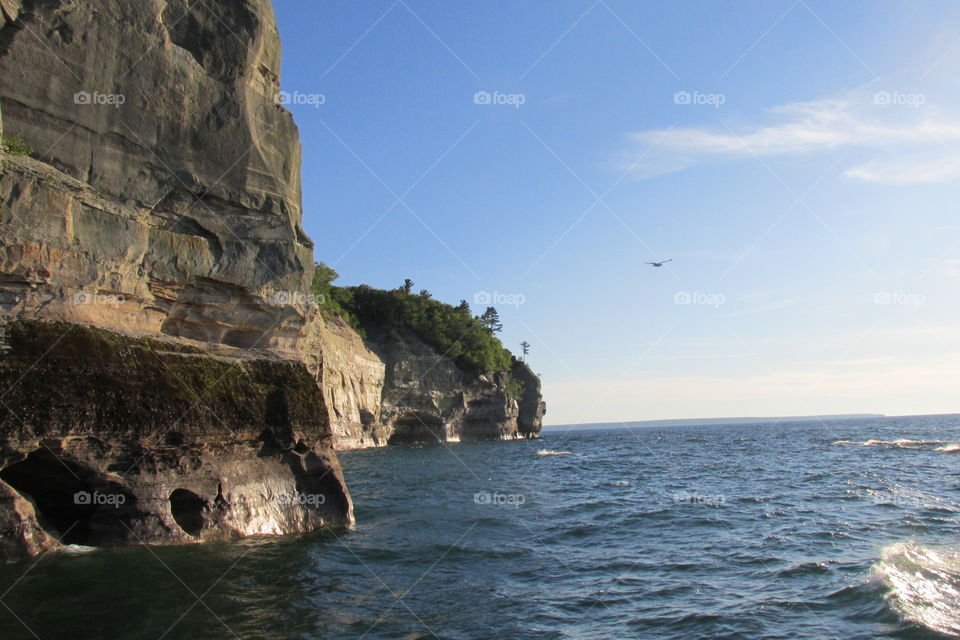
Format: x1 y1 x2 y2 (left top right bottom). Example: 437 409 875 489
368 327 544 444
0 320 351 557
0 0 311 348
306 317 546 450
0 0 544 559
0 0 351 559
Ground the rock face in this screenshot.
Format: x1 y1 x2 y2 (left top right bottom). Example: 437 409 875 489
0 320 352 558
327 327 545 448
0 0 312 350
0 0 351 559
299 315 389 450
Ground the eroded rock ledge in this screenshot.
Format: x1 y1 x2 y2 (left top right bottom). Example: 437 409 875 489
0 320 352 559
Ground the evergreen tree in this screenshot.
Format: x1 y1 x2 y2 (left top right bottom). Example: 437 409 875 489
520 340 530 361
479 307 503 333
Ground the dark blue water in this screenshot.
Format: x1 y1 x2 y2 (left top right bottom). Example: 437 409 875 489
3 415 960 639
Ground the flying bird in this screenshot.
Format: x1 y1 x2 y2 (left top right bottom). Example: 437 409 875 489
646 259 672 268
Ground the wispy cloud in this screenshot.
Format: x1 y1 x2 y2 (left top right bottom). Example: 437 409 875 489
625 87 960 185
845 151 960 185
723 295 805 318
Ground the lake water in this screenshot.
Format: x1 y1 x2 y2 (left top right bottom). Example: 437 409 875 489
3 415 960 639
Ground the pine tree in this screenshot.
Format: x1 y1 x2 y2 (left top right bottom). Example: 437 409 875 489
520 340 530 361
479 306 502 333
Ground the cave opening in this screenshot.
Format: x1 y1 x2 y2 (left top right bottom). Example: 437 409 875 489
169 488 207 537
387 413 445 445
0 449 134 545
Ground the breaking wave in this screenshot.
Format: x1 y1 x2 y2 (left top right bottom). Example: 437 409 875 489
833 438 960 451
536 450 576 456
873 541 960 637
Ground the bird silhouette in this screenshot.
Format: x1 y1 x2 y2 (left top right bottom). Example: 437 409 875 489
646 259 672 267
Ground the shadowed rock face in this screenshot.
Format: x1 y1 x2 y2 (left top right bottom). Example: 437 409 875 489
0 320 353 558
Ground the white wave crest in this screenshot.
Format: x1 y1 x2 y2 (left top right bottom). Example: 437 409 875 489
61 544 96 555
833 438 959 451
536 450 576 456
873 541 960 637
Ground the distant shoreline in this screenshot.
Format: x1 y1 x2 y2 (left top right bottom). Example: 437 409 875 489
542 414 894 430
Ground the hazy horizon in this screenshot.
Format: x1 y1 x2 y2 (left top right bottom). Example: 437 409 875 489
542 412 884 428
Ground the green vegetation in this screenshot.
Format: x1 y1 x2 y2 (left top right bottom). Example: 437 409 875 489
311 262 363 334
1 134 33 157
311 264 515 375
479 306 502 333
505 376 525 400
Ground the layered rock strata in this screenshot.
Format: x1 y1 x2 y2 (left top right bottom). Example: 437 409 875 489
0 0 350 559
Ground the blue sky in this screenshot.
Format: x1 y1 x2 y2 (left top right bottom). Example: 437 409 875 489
273 0 960 425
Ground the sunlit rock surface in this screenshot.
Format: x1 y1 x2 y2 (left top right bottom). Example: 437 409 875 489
0 0 350 559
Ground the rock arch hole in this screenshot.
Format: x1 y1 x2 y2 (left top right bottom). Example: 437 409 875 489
387 413 445 445
0 449 135 545
169 489 206 537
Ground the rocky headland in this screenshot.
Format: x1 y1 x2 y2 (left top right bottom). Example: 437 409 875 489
0 0 543 559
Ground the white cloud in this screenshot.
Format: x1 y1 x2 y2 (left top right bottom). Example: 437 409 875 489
626 88 960 185
845 152 960 185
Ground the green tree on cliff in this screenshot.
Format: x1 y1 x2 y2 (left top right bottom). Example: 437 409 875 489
312 261 339 304
520 340 530 362
311 262 362 332
402 278 414 294
332 285 512 374
479 307 502 334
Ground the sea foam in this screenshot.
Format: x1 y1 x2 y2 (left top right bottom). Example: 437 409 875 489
873 541 960 637
833 439 959 451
